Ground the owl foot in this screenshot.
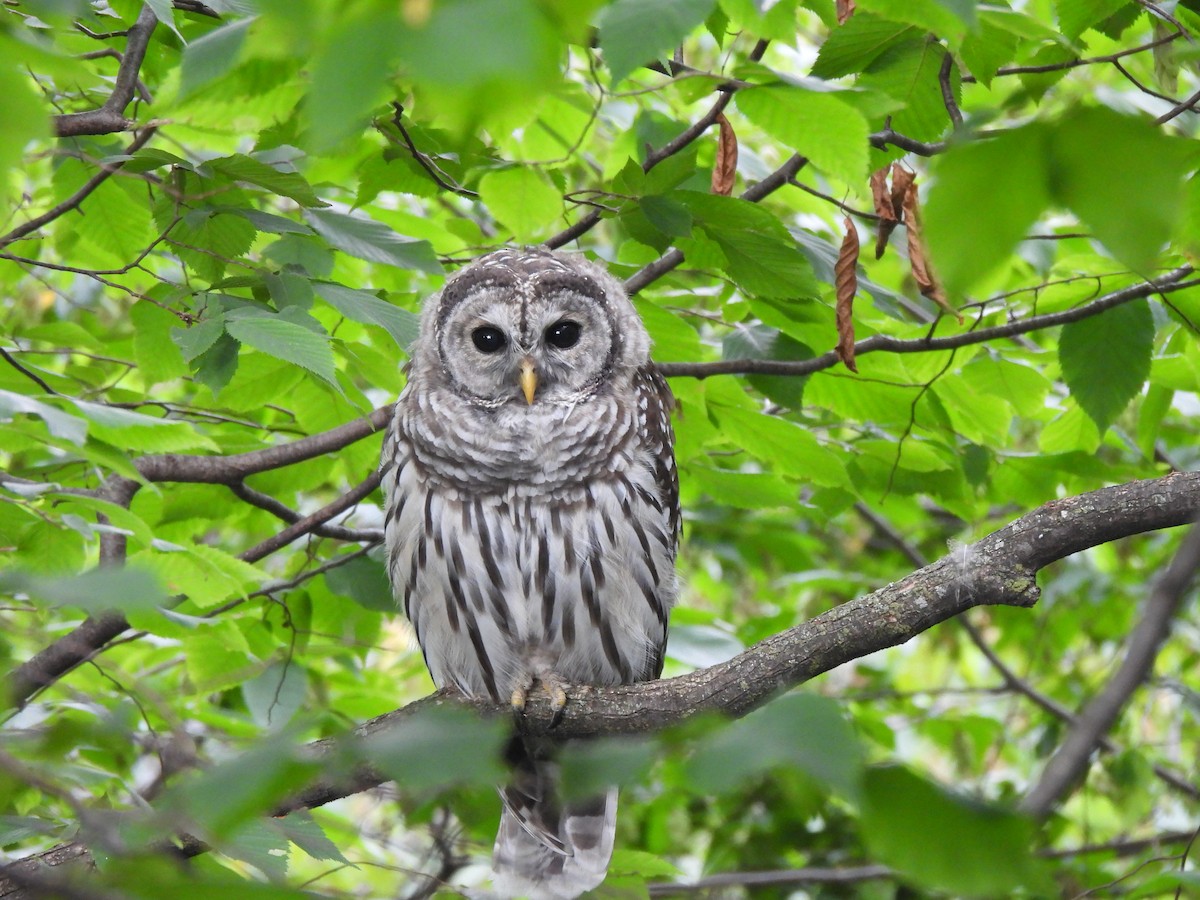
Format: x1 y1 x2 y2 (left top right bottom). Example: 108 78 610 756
510 670 569 727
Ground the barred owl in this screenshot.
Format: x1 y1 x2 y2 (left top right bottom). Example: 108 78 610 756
380 248 679 899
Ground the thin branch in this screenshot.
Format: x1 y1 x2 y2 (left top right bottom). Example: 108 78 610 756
985 31 1183 78
53 4 159 138
656 267 1196 378
4 473 385 709
0 348 57 394
939 51 963 128
545 39 770 250
1155 85 1200 125
869 125 947 157
388 103 479 198
1022 517 1200 817
0 128 158 246
624 153 809 295
230 480 384 544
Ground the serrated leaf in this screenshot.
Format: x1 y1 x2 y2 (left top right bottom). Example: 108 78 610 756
0 567 168 614
597 0 716 84
304 208 443 273
315 282 420 351
478 167 563 241
676 191 818 298
0 390 87 444
72 400 220 452
206 154 327 208
225 309 337 386
688 466 796 509
857 0 972 44
810 14 918 79
0 45 52 176
1059 299 1154 432
1056 0 1129 38
276 812 350 865
859 40 957 141
737 86 870 186
180 17 252 97
242 661 307 730
713 405 849 488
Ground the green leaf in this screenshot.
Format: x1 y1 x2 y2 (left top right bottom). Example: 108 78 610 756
364 704 506 789
640 195 693 237
1059 299 1154 432
809 14 918 79
276 812 350 865
721 324 813 409
712 405 850 488
315 283 420 351
0 390 88 444
72 401 220 453
0 51 52 176
132 302 190 386
183 620 256 693
306 13 401 150
478 167 563 241
736 86 870 186
676 191 818 298
224 308 337 387
0 567 168 614
206 154 327 208
597 0 716 84
856 0 973 45
242 661 307 730
924 124 1052 297
688 466 797 509
304 208 443 274
687 693 864 801
180 18 252 98
862 766 1046 896
859 40 957 141
1056 0 1130 39
1050 107 1195 270
322 555 395 613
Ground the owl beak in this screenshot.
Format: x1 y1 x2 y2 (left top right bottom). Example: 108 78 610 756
518 358 538 405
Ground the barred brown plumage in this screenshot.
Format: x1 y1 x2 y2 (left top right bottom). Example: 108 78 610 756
380 248 679 899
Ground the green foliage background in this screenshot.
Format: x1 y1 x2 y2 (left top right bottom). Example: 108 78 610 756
1 0 1198 896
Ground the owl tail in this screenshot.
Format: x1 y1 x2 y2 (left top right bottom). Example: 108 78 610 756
490 739 617 900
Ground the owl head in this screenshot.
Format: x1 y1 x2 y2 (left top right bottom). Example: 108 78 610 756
414 248 651 408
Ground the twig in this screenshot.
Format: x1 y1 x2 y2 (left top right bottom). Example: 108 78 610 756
624 153 809 295
1022 517 1200 817
230 480 384 544
388 103 479 198
0 348 57 394
939 51 963 127
1155 85 1200 125
54 4 159 137
656 267 1197 378
0 128 158 246
648 865 893 895
545 39 770 250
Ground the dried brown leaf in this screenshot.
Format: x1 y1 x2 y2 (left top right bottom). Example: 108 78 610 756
836 0 856 26
835 215 859 372
871 166 898 259
712 113 738 196
901 180 961 322
890 163 916 220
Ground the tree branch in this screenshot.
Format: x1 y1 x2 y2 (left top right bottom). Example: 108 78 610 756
7 473 1199 893
1021 516 1200 817
657 266 1196 379
0 128 158 247
53 4 159 138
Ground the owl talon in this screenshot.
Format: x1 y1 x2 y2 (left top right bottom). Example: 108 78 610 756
510 685 529 713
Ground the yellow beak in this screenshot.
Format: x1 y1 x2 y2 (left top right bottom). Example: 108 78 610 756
519 358 537 405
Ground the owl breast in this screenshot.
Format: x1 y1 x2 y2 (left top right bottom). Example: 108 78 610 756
382 392 677 701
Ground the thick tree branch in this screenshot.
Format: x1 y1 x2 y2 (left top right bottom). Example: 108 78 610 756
53 5 159 138
7 473 1198 893
1021 517 1200 817
657 266 1196 379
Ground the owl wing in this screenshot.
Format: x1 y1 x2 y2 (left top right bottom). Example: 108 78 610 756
633 364 680 556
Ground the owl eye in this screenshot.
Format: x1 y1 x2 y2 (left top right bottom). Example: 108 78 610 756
471 326 508 354
545 320 581 349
